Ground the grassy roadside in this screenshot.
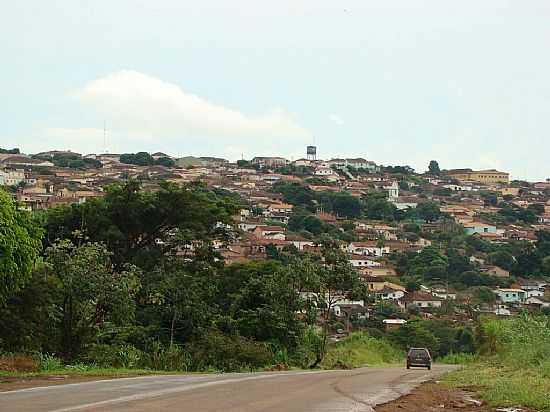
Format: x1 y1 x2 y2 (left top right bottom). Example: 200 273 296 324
442 363 550 412
0 367 175 379
321 332 404 369
437 314 550 412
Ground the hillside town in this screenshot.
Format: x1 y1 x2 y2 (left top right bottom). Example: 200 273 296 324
2 145 550 326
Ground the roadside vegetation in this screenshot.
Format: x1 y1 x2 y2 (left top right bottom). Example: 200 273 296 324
321 332 403 369
443 314 550 411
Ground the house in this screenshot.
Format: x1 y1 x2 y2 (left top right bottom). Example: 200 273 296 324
376 287 406 301
0 168 25 186
384 181 399 199
362 266 398 277
519 280 547 291
314 167 337 177
267 202 294 215
252 225 286 240
389 196 419 210
361 276 405 292
251 157 289 168
333 304 369 320
292 158 312 167
349 255 381 268
526 296 550 309
382 319 407 331
494 288 527 304
285 235 314 251
445 169 509 184
401 292 443 309
525 289 545 299
480 265 510 278
347 241 389 257
463 221 497 235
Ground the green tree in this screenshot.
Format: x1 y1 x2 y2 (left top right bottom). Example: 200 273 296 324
154 157 176 167
304 242 365 367
365 198 397 221
389 322 440 356
474 286 497 305
487 250 515 270
428 160 441 175
45 240 141 359
415 201 441 223
43 181 236 269
148 246 220 346
410 246 449 281
0 189 43 305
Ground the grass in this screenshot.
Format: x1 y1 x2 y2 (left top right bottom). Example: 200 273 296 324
321 332 404 369
0 366 179 380
437 352 478 365
442 315 550 412
444 363 550 411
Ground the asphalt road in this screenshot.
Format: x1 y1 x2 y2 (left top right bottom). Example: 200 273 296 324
0 365 455 412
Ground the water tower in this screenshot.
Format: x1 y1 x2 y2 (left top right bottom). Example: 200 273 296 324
306 145 317 161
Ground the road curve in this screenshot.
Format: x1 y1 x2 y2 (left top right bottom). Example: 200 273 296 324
0 365 455 412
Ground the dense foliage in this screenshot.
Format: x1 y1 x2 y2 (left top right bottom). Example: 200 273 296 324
120 152 175 167
0 190 43 305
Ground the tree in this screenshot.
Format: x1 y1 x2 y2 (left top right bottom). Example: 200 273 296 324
0 189 43 305
365 198 397 221
415 201 442 223
0 147 20 154
474 286 496 305
410 246 448 281
43 181 237 269
304 242 365 367
389 322 440 356
155 157 176 168
45 240 141 359
148 246 220 346
428 160 441 175
487 250 515 271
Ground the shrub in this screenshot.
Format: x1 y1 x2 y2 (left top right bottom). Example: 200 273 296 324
146 341 191 371
84 344 145 369
321 332 403 369
38 353 63 372
186 331 273 372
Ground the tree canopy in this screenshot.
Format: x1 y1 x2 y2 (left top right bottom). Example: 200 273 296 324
0 190 43 305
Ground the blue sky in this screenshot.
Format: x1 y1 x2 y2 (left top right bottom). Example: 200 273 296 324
1 0 549 180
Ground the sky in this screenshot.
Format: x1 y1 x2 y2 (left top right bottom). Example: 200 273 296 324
1 0 550 181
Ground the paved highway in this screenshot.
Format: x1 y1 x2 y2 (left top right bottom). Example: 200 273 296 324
0 365 454 412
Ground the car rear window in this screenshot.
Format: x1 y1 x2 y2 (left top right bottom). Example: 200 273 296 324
409 349 428 356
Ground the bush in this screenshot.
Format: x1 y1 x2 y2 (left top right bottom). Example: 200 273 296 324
84 344 145 369
185 331 274 372
438 352 478 365
321 333 403 369
38 353 64 371
146 341 191 371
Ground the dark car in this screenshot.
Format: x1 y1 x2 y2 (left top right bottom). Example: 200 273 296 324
406 348 432 370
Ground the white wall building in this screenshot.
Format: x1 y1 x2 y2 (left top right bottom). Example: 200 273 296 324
0 169 25 186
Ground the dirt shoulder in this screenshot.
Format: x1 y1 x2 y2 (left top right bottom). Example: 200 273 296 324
376 381 534 412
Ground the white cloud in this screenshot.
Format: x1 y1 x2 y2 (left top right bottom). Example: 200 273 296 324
328 113 344 126
71 70 311 140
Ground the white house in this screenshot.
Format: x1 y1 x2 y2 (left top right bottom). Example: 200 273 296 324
347 241 389 257
349 255 381 268
0 168 25 186
314 167 336 176
384 181 399 199
402 292 443 309
377 287 406 301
